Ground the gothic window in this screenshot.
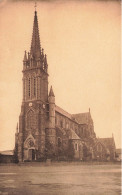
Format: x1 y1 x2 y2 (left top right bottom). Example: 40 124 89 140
23 79 25 99
98 144 102 152
27 139 35 148
60 120 63 128
26 109 37 130
66 122 68 129
58 137 62 147
28 78 31 97
75 143 78 151
96 144 102 152
34 77 36 97
55 117 57 124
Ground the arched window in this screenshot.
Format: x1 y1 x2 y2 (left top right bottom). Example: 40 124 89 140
75 143 78 151
27 139 35 148
28 78 31 97
55 117 57 124
34 77 36 97
26 109 37 130
23 79 25 99
60 120 63 128
98 144 102 152
66 122 69 129
58 137 62 147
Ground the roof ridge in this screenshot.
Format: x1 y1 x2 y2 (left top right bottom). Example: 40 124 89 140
72 112 89 115
98 137 113 140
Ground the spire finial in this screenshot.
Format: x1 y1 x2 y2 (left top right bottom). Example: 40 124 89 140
23 50 27 61
44 54 47 64
49 86 55 97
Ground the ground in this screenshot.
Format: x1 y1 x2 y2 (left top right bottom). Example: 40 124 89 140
0 162 121 195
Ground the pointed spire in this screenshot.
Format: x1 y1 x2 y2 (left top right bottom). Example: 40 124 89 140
28 52 30 60
30 10 41 60
23 50 27 61
44 54 47 65
49 86 55 96
41 48 44 58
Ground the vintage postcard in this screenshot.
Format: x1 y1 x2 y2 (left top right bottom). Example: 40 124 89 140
0 0 121 194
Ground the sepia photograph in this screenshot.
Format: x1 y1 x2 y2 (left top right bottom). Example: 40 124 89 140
0 0 121 194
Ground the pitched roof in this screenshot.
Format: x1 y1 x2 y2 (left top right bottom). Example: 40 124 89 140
64 129 81 140
55 105 73 120
72 112 91 124
98 138 116 149
56 125 81 141
55 105 92 125
69 129 81 140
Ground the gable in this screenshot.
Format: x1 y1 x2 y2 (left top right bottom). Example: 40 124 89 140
98 138 116 150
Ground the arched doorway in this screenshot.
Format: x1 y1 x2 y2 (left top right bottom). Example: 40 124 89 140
24 135 36 161
28 148 36 161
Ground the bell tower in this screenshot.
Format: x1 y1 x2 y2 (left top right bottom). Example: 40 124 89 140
17 10 49 162
23 10 48 103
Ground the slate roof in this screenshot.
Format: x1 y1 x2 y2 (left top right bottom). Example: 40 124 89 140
72 113 91 124
55 105 91 125
56 126 81 140
55 105 73 120
68 129 81 140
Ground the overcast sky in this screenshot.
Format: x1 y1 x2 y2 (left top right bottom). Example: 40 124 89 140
0 0 121 150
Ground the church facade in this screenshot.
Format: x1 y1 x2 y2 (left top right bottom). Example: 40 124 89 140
15 11 116 162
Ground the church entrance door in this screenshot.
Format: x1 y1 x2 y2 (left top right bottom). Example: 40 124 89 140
28 149 35 161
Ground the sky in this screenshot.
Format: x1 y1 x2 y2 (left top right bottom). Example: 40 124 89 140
0 0 121 150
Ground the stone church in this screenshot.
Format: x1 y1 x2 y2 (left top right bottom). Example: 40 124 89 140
15 10 116 162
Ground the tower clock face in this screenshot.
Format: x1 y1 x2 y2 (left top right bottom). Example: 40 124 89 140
29 102 32 107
